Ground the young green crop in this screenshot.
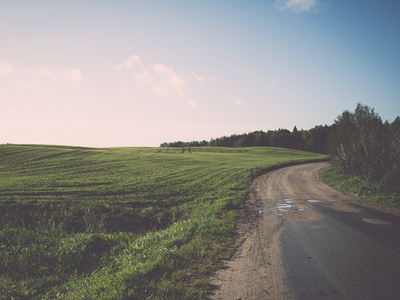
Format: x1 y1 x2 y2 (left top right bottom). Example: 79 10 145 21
0 144 326 299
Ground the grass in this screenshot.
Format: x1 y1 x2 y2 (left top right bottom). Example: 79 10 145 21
320 164 400 208
0 144 326 299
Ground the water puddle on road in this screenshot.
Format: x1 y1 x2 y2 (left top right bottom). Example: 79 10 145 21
258 203 265 215
275 199 296 212
267 198 304 218
275 203 294 212
270 212 283 217
307 200 322 203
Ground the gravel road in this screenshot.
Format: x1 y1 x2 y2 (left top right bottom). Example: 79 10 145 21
211 162 400 300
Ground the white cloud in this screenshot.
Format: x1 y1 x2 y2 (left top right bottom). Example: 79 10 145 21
210 75 221 83
116 54 187 98
276 0 320 13
235 97 244 107
23 67 82 83
0 62 14 74
0 61 84 94
152 63 186 97
63 68 83 82
115 55 143 70
37 68 57 81
191 72 204 82
187 99 199 110
133 68 154 85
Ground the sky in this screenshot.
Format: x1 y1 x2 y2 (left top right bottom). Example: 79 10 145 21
1 0 399 147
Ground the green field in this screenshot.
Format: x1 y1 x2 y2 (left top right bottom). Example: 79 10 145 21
0 144 325 299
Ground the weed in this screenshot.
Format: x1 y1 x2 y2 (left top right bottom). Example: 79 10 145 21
320 164 400 207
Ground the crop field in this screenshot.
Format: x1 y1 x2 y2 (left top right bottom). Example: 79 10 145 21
0 144 326 299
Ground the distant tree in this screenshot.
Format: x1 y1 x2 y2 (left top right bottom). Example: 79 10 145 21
288 126 304 150
267 129 291 148
253 130 269 146
161 126 332 154
303 125 331 154
163 141 186 147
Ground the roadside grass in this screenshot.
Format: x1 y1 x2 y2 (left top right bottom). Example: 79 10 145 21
320 164 400 208
0 144 326 299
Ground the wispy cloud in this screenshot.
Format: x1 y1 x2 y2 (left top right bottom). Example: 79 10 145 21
0 62 83 90
276 0 320 13
0 62 14 74
63 68 83 82
151 63 186 97
17 81 39 89
235 97 244 107
116 54 187 98
37 68 57 81
23 67 83 83
210 75 221 83
186 99 199 110
115 54 143 70
191 72 204 82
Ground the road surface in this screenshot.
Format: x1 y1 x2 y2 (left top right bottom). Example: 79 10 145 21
211 162 400 299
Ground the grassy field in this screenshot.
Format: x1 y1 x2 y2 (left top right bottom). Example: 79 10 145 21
0 144 326 299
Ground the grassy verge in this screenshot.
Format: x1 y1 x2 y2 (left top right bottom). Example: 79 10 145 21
0 145 326 299
320 164 400 208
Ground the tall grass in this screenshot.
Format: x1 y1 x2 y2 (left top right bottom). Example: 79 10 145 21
0 145 325 299
320 164 400 208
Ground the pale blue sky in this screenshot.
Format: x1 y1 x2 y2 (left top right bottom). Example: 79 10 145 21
1 0 399 147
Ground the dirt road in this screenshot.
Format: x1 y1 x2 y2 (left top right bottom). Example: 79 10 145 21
211 162 400 299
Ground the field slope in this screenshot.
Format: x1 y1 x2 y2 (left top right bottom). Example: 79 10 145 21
0 144 325 299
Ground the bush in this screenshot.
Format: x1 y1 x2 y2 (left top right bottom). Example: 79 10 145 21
379 166 400 194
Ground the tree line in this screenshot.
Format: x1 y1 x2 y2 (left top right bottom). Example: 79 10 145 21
160 125 331 154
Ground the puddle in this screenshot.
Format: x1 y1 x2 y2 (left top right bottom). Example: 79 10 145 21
275 203 295 211
268 199 297 215
269 212 283 217
267 199 306 218
258 209 264 214
307 200 322 203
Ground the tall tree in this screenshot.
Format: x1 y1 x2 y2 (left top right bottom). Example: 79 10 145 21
329 103 398 193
